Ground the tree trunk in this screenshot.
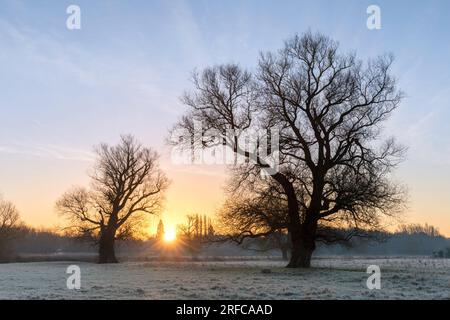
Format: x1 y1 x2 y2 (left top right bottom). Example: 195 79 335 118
271 173 309 267
98 231 117 264
287 220 317 268
287 237 315 268
287 171 323 268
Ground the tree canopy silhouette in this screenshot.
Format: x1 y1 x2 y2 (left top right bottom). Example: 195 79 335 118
0 197 24 260
172 31 406 268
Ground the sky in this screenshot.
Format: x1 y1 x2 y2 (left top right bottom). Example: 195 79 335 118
0 0 450 236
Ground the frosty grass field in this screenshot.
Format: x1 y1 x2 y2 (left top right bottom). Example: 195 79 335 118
0 257 449 299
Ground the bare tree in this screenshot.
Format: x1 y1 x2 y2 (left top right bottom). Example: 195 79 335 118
176 214 214 258
172 31 405 267
57 135 169 263
0 198 23 259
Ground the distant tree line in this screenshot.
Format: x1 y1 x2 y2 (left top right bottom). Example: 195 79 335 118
1 208 449 262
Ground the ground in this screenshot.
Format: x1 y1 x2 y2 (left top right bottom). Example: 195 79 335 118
0 257 449 299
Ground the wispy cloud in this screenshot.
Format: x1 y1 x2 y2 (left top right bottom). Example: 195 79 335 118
397 87 450 166
0 18 98 86
0 141 95 162
0 16 183 120
169 0 209 66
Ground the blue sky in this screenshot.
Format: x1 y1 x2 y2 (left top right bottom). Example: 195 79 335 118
1 0 450 234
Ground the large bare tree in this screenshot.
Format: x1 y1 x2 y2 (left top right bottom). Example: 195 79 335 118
57 135 169 263
172 31 405 267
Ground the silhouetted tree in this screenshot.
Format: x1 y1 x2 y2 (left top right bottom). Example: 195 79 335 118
177 214 200 257
172 31 405 267
207 219 215 237
0 198 23 260
156 219 165 240
177 214 214 258
57 135 169 263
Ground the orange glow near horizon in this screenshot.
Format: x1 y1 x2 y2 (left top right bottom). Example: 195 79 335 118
4 159 450 238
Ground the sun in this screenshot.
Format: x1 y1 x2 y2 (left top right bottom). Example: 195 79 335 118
164 228 176 242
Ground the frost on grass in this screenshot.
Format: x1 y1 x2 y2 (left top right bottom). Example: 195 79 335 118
0 257 449 300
